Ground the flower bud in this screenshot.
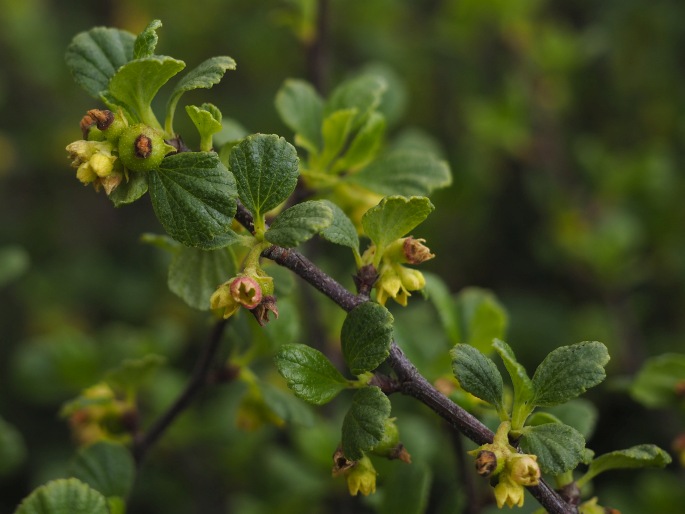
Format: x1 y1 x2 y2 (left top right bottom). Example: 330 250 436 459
509 454 540 486
403 236 435 264
118 123 175 172
395 265 426 291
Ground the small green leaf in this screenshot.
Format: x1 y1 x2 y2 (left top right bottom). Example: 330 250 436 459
332 112 386 174
108 171 149 207
275 344 349 405
166 56 236 134
229 134 299 220
341 386 391 460
186 104 223 151
265 200 333 247
319 200 360 256
312 109 355 170
108 56 186 127
65 27 135 98
275 79 323 153
362 196 434 258
168 246 235 309
544 399 599 440
70 441 135 499
459 288 508 354
577 445 672 487
451 344 505 414
325 74 387 131
518 423 586 474
149 152 238 248
104 354 165 395
260 382 315 427
341 302 394 375
14 478 109 514
630 353 685 408
532 341 609 407
133 19 162 59
493 339 535 426
347 149 452 197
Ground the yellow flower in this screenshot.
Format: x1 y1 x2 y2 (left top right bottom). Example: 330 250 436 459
494 475 525 508
509 454 540 487
66 139 118 187
344 455 377 496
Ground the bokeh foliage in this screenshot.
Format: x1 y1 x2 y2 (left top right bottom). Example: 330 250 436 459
1 0 685 512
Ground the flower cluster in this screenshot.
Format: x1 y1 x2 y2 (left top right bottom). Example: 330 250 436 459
365 236 434 306
469 422 541 509
65 139 121 193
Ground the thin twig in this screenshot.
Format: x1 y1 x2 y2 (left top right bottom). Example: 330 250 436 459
132 318 229 465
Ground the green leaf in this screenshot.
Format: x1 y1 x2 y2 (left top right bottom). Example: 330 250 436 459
423 272 460 345
14 478 109 514
148 152 238 248
229 134 300 220
630 353 685 408
275 344 349 405
275 79 324 153
577 445 672 487
459 288 508 353
312 109 356 170
70 441 135 499
379 463 432 514
0 245 29 287
108 171 149 207
265 200 333 247
168 246 235 309
332 112 386 174
451 344 505 413
341 386 391 460
108 55 186 126
104 354 165 395
186 104 223 151
492 339 535 425
325 74 387 131
362 196 434 258
347 149 452 197
341 302 394 375
518 423 586 474
544 399 599 439
133 19 162 59
532 341 609 407
319 200 360 255
260 382 315 427
166 56 236 134
65 27 135 98
0 417 26 477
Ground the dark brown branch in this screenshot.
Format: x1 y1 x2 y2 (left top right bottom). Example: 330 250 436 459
132 318 229 465
234 208 577 514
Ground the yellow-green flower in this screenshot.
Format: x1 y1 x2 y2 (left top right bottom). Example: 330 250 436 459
494 474 525 508
344 455 377 496
210 274 265 319
66 139 119 190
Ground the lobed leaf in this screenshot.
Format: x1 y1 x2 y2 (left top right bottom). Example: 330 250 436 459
265 200 333 247
228 134 299 220
451 344 505 413
275 79 324 154
341 386 391 460
532 341 609 407
186 104 223 151
578 444 672 487
148 152 238 248
168 246 235 310
108 56 186 125
319 200 360 255
275 344 349 405
70 441 135 500
346 149 451 197
518 423 586 475
166 56 236 133
132 19 162 59
14 478 109 514
65 27 135 98
362 196 434 257
341 302 394 375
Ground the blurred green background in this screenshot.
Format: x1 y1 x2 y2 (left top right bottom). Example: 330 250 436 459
1 0 685 512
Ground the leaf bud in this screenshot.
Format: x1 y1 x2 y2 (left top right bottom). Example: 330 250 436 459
118 123 175 172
